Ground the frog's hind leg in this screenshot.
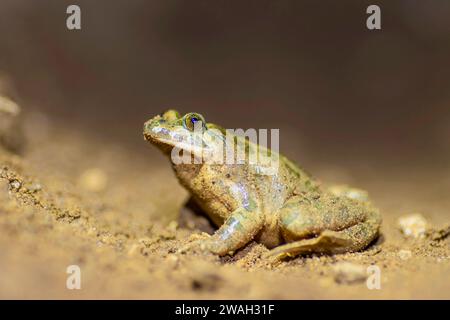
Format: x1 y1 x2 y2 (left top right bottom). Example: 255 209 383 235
265 219 380 260
265 195 381 260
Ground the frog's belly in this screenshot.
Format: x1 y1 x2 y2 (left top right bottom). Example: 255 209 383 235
191 195 231 227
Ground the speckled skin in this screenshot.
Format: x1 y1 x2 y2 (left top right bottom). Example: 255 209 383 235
143 110 382 259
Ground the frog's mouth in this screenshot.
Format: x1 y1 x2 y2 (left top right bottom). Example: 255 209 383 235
144 134 174 154
143 121 205 157
143 127 176 154
146 136 208 159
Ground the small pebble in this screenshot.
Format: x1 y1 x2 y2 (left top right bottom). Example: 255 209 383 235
9 179 21 190
166 254 179 268
398 249 412 260
398 213 428 239
78 168 108 192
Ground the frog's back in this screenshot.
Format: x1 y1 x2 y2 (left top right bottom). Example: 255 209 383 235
244 137 319 210
280 155 319 193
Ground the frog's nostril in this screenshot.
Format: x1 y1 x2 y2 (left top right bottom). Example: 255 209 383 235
144 121 154 132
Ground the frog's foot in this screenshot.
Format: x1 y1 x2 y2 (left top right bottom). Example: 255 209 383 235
271 194 381 260
180 207 264 256
263 230 352 260
177 233 239 256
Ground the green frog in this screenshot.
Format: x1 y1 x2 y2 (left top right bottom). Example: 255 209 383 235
143 110 381 260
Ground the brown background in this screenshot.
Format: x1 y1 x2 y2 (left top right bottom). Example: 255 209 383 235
0 0 449 168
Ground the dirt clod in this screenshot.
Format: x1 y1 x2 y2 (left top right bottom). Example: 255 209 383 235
398 213 428 239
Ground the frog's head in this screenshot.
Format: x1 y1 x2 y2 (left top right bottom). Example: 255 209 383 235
144 110 224 159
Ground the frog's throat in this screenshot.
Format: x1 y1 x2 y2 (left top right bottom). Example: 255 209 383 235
145 135 174 154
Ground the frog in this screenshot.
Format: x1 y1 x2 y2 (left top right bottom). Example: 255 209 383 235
143 110 382 260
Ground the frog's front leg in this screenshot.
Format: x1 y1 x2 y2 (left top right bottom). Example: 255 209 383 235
265 194 381 260
183 208 264 256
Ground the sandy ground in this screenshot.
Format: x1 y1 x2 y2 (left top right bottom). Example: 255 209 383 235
0 112 449 300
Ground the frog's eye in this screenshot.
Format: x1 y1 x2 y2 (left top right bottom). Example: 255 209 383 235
183 113 206 131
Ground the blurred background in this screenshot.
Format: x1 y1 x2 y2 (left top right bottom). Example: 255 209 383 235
0 0 449 299
0 0 449 168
